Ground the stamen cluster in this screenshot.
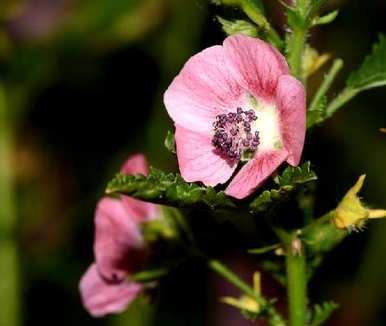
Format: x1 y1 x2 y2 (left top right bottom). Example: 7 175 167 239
212 107 260 161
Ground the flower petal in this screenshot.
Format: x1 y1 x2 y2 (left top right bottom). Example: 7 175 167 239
223 34 289 102
120 154 160 223
94 197 146 282
79 264 142 318
164 45 243 133
276 75 306 166
225 150 288 199
175 125 237 186
120 153 149 175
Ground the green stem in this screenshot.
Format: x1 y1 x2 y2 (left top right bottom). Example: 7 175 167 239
0 83 19 326
325 87 359 117
287 27 307 81
209 259 266 306
286 236 307 326
309 59 343 112
209 259 285 326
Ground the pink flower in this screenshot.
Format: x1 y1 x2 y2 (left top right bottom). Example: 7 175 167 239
164 34 306 199
79 154 159 317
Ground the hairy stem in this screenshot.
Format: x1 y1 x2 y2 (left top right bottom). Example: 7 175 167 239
208 259 285 325
309 58 343 112
326 87 359 117
288 27 307 81
286 235 307 326
0 83 19 326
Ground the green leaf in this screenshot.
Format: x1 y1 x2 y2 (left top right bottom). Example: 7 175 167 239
310 301 339 326
249 188 292 214
275 161 318 187
217 17 258 37
307 96 327 128
312 10 338 26
249 162 317 214
106 167 236 210
347 34 386 91
164 130 176 154
243 0 265 15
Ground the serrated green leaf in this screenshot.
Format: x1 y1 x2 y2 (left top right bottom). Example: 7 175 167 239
312 10 338 26
249 162 317 214
164 130 176 154
276 161 318 187
310 301 339 326
307 96 327 128
249 188 292 214
106 167 236 210
347 34 386 91
217 16 258 37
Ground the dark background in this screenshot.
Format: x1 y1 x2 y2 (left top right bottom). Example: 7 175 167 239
0 0 385 325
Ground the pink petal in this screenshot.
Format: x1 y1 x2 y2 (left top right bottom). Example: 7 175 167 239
223 34 289 102
276 75 306 166
225 150 288 199
120 153 149 175
79 264 142 318
164 45 243 134
121 196 160 224
94 197 146 282
120 154 160 223
175 125 237 186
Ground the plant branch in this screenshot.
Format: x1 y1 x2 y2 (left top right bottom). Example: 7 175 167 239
309 58 343 112
325 87 359 117
208 259 285 325
0 83 19 326
285 235 307 326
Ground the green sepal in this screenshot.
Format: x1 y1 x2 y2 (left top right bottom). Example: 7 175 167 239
309 301 339 326
307 96 327 128
312 10 338 26
217 16 258 37
347 34 386 91
106 167 236 210
164 130 176 154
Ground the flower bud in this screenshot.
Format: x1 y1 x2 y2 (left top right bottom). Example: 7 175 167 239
333 175 386 230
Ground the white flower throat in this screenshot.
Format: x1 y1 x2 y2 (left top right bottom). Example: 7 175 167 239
211 95 283 162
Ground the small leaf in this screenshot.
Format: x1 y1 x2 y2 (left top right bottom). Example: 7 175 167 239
310 301 339 326
217 16 258 37
248 243 280 254
106 167 236 210
164 130 176 154
347 34 386 91
276 161 318 187
312 10 338 26
249 162 317 214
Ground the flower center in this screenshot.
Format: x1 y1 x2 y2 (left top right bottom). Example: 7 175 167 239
211 107 260 161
